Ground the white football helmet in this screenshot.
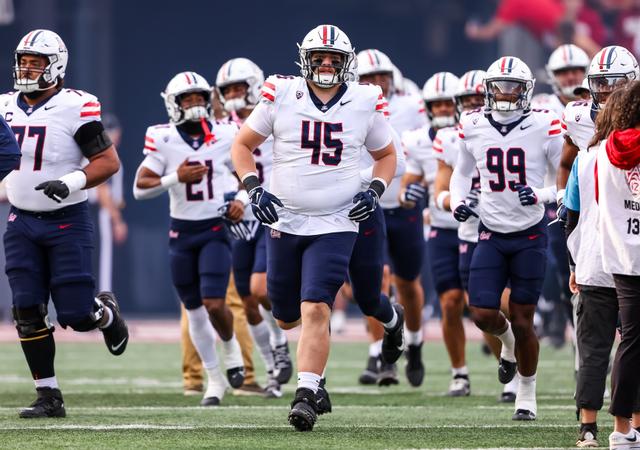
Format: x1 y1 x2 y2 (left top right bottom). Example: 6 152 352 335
403 77 422 97
455 70 486 116
546 44 589 98
298 24 357 88
215 58 264 113
392 64 404 94
587 45 639 109
357 49 394 77
13 29 68 93
422 72 459 128
161 72 212 124
484 56 535 112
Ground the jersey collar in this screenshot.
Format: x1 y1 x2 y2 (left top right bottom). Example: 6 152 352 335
176 120 212 150
485 112 527 137
17 89 61 116
428 127 437 142
307 82 348 113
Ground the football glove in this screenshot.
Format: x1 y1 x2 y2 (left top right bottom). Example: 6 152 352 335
348 188 379 222
401 183 426 203
514 184 537 206
453 203 479 222
35 180 70 203
249 187 283 225
465 187 481 209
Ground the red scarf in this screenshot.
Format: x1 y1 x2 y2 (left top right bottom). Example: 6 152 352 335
606 128 640 170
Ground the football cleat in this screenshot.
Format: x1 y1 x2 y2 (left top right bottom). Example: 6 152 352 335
576 424 598 448
288 388 318 432
316 378 332 415
226 367 245 389
97 291 129 356
499 391 517 403
378 361 399 387
358 356 379 385
609 428 640 450
405 343 425 387
200 396 220 406
273 343 293 384
19 387 66 418
512 408 536 421
498 357 517 384
265 372 283 399
381 303 405 364
447 375 471 397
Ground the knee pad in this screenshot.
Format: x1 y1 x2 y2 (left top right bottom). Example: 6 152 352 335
12 304 54 339
63 299 104 332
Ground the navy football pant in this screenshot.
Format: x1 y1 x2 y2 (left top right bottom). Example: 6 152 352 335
427 227 462 295
231 223 266 298
383 205 424 281
458 240 477 292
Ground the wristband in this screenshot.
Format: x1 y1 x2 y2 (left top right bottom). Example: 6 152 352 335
436 191 450 211
369 178 387 197
234 189 250 207
160 172 179 188
556 188 565 204
58 170 87 193
241 172 261 192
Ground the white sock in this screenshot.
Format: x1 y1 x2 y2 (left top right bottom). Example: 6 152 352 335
452 366 469 377
383 307 398 329
34 376 58 389
259 304 287 347
185 306 221 371
503 372 519 394
96 298 113 329
497 321 516 362
249 322 275 372
297 371 321 393
369 340 382 357
221 334 244 370
515 373 537 414
204 366 227 401
405 326 423 346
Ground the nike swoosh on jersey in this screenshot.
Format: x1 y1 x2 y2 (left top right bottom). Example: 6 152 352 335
340 100 352 106
520 124 533 130
44 105 56 110
111 337 127 352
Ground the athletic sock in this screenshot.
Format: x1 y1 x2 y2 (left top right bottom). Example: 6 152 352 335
259 304 287 347
503 372 519 393
369 340 382 358
249 322 275 372
405 326 423 346
220 334 244 370
34 376 58 389
452 365 469 378
497 321 516 362
96 298 113 329
516 373 537 414
185 306 220 371
297 371 321 393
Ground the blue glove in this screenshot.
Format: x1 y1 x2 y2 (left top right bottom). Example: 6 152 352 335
401 183 426 203
348 188 380 222
514 184 537 206
249 187 283 225
453 203 479 222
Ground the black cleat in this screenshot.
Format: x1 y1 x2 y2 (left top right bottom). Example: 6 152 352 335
499 391 517 403
273 343 293 384
381 303 405 364
226 367 245 389
98 291 129 356
316 378 332 415
512 409 536 421
19 387 66 418
405 343 425 387
576 423 598 448
378 361 399 387
200 396 220 407
288 388 318 432
358 356 379 385
498 358 517 384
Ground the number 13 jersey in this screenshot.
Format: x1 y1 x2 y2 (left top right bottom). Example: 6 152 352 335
457 109 563 233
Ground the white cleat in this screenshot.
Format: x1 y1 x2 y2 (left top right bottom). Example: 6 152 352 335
609 429 640 450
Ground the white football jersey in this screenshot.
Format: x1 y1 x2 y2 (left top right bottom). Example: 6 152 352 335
434 125 480 242
403 125 458 229
1 89 103 211
456 109 563 233
531 93 565 118
562 100 596 152
245 75 392 235
140 121 238 220
383 92 428 209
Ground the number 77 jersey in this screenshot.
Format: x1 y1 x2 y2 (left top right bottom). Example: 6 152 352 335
457 108 563 233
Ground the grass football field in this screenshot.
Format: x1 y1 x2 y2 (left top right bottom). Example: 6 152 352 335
0 338 597 449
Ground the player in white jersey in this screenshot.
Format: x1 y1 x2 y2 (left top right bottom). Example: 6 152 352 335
231 24 397 431
133 71 245 406
595 81 640 447
2 30 128 418
216 57 292 394
450 56 563 421
402 71 469 392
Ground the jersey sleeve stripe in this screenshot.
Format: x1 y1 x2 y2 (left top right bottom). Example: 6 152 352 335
549 128 562 136
80 111 101 117
550 119 560 125
433 145 443 153
143 145 156 152
458 132 465 139
82 102 100 108
263 82 276 90
261 91 275 102
145 136 155 143
561 122 567 130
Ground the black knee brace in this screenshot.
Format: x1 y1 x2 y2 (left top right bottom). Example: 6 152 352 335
12 304 54 339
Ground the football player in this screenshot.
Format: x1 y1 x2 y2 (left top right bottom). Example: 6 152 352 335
133 71 245 406
2 29 128 418
450 56 563 421
216 57 293 395
357 48 428 387
231 24 397 431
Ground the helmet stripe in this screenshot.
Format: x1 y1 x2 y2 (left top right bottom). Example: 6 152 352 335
606 47 615 68
435 73 440 92
442 73 446 91
599 48 607 69
183 72 191 85
470 71 476 88
227 60 233 78
23 30 35 46
330 26 335 44
191 72 198 84
322 25 327 45
367 50 375 66
29 30 44 46
464 73 470 89
500 57 506 73
374 50 380 65
568 45 573 62
508 57 514 73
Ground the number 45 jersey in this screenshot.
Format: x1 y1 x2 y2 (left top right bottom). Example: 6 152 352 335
245 75 392 235
0 89 103 212
457 109 563 233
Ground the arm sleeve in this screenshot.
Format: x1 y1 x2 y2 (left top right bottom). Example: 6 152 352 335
364 112 393 151
449 140 476 209
132 162 168 200
563 155 581 211
244 101 275 138
0 116 21 181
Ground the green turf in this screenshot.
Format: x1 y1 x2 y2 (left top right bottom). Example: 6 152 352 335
0 338 605 449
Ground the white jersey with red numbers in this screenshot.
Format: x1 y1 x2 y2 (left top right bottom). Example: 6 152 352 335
402 125 459 229
382 92 428 209
245 75 392 235
0 89 103 212
597 141 640 275
531 93 565 118
456 109 563 233
434 125 480 242
562 100 596 152
140 120 238 220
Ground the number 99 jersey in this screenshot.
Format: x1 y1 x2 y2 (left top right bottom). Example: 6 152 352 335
457 109 563 233
140 121 238 220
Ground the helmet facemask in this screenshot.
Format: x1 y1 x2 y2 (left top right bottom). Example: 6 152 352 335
455 94 485 120
588 74 633 109
163 90 211 124
551 67 586 99
219 82 250 113
298 48 355 88
485 79 533 112
13 52 60 94
426 99 457 129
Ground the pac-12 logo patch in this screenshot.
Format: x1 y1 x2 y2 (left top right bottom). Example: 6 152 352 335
296 91 303 100
575 113 581 122
479 231 492 241
8 212 16 222
625 165 640 198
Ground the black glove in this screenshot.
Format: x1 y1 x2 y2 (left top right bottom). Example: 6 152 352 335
453 203 479 222
34 180 70 203
466 187 481 209
514 184 537 206
249 187 283 225
401 183 426 203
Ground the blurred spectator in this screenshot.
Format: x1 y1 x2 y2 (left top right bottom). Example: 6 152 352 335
614 0 640 58
560 0 606 56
